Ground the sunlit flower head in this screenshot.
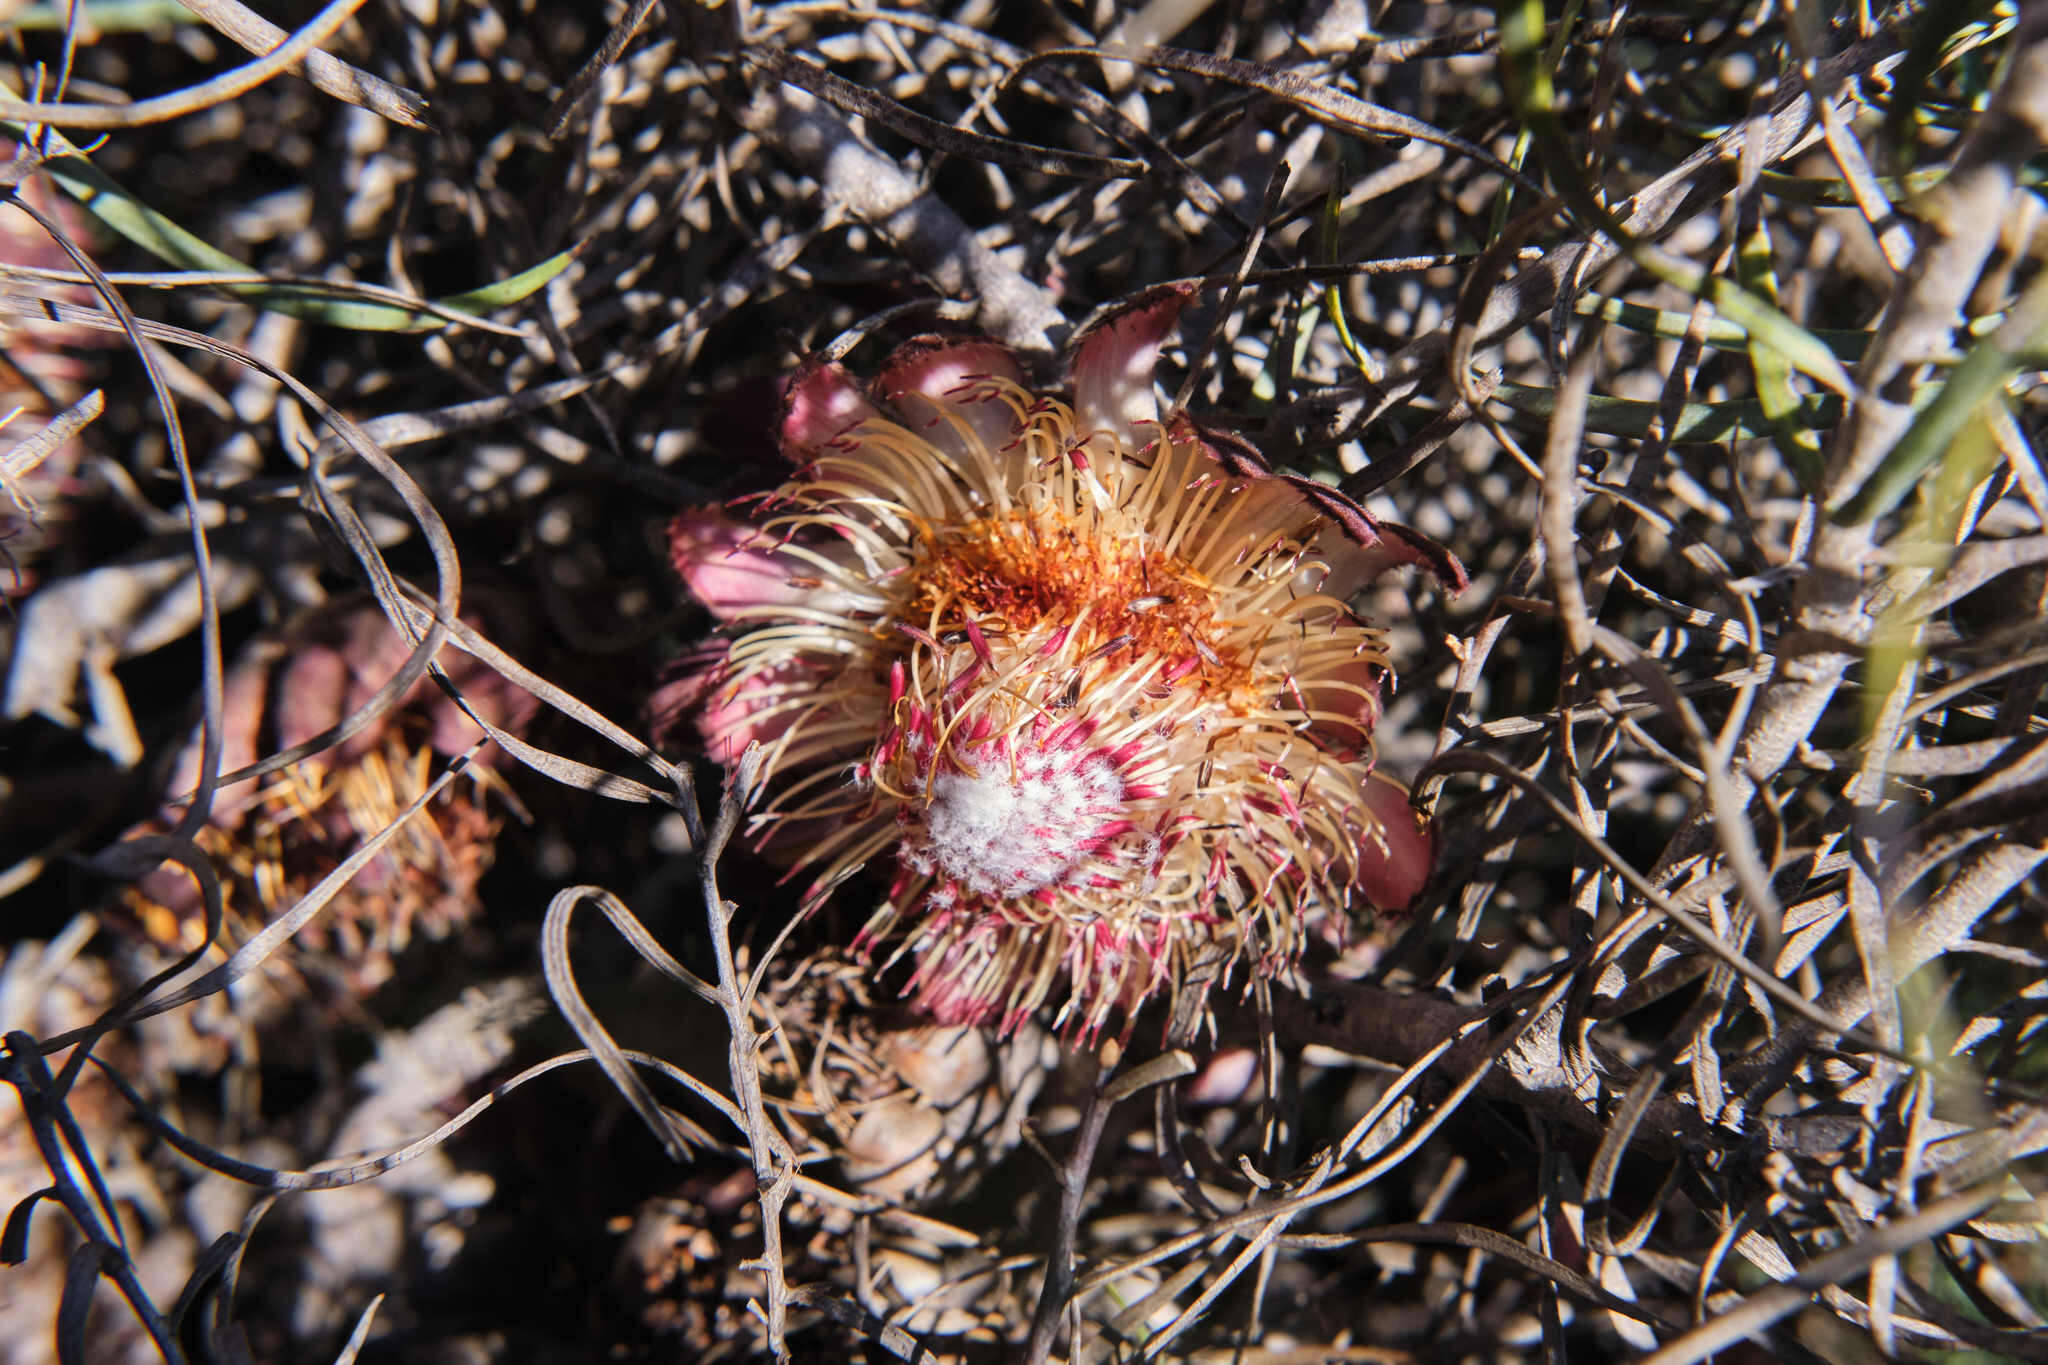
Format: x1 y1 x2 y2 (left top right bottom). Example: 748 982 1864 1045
665 286 1462 1040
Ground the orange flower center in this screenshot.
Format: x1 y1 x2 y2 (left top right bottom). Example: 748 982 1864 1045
911 501 1243 684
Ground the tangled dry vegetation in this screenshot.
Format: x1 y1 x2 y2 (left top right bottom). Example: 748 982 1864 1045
2 0 2047 1361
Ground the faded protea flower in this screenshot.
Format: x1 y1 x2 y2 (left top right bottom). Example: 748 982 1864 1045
128 595 538 993
665 287 1461 1040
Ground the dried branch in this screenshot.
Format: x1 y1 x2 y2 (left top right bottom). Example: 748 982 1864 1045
0 0 371 130
700 745 799 1360
735 81 1068 356
174 0 427 127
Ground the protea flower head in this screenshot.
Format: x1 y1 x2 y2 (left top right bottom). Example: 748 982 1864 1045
664 286 1463 1041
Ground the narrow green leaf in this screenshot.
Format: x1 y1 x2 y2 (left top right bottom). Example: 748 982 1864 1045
22 132 248 276
1880 0 2004 174
1623 241 1862 399
1577 294 1997 361
1577 296 1762 351
1830 270 2048 524
8 125 567 331
430 251 577 317
1317 170 1373 378
1499 5 1859 408
1493 383 1841 443
1862 408 2001 749
3 1 195 31
1737 219 1826 490
1758 167 1958 206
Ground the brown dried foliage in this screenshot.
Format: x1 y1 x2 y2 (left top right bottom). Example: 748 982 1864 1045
0 2 2045 1363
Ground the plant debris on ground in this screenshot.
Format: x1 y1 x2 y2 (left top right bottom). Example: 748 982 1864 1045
2 1 2046 1362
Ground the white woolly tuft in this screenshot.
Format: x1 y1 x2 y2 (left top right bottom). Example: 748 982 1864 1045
924 749 1125 898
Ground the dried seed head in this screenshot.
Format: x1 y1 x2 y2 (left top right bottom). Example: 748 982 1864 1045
124 596 537 991
755 949 1051 1207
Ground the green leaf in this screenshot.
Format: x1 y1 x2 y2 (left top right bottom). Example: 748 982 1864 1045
1830 270 2048 524
1318 177 1372 377
1656 253 1859 399
1757 167 1958 206
1578 293 2000 361
1880 0 2006 173
429 252 576 318
1499 2 1858 406
1493 383 1841 443
8 125 569 331
1574 295 1775 351
19 129 246 275
1736 219 1826 490
2 1 195 31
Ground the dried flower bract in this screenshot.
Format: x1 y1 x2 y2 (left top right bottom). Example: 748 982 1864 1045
667 288 1462 1039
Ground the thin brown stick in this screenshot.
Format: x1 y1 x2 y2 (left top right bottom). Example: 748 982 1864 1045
1638 1182 2006 1365
736 81 1068 355
701 746 798 1361
1022 1050 1111 1365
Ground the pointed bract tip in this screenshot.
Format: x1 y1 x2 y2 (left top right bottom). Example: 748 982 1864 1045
1354 771 1436 913
780 357 880 458
667 506 801 622
875 335 1023 406
1072 282 1199 443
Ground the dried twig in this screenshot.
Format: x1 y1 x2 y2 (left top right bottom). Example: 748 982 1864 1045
700 745 799 1360
735 81 1068 355
173 0 427 127
0 0 371 129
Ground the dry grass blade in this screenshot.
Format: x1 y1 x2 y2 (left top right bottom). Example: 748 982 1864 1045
539 0 662 138
0 384 98 482
1640 1181 2007 1365
1015 44 1545 197
749 47 1146 181
1426 749 1913 1053
328 1294 386 1365
541 885 721 1162
2 1038 182 1360
104 747 482 1025
785 1285 943 1364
